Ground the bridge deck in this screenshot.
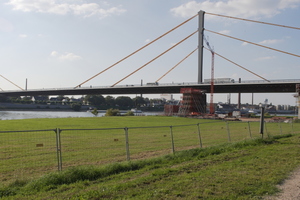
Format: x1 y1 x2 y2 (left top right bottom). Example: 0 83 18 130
0 80 299 97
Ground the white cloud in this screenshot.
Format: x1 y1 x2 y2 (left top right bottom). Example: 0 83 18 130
19 34 27 38
50 51 82 61
145 39 151 43
259 39 283 45
255 56 276 61
6 0 126 18
50 51 58 57
218 30 231 35
59 52 82 61
170 0 300 19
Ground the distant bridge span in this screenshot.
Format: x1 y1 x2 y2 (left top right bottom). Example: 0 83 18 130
0 80 299 97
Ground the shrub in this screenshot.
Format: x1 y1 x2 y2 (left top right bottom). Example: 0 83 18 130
105 108 120 116
91 108 98 116
71 103 81 111
124 111 134 116
293 118 300 123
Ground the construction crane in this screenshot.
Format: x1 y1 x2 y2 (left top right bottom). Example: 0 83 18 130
204 36 215 114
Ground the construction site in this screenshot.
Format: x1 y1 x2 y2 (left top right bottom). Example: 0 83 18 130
164 88 207 117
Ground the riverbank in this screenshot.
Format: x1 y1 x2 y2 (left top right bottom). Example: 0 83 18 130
0 102 89 111
0 110 163 120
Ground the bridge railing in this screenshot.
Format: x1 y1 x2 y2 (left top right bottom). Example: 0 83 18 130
74 78 300 88
0 79 299 93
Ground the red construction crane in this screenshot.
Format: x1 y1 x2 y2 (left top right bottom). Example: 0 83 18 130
204 36 215 114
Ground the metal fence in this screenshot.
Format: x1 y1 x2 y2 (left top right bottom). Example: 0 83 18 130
1 120 299 184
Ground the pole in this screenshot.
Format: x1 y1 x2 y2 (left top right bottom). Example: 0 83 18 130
141 79 143 97
198 10 205 84
226 121 231 142
55 128 62 171
238 78 241 109
197 123 203 148
170 126 175 154
247 121 252 138
260 107 265 138
124 127 130 161
296 84 300 119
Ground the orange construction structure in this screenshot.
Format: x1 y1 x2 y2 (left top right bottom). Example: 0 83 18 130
164 105 180 116
164 88 206 116
162 88 206 116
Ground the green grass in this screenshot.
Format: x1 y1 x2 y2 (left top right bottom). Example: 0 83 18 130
1 134 300 199
0 116 300 199
0 116 211 130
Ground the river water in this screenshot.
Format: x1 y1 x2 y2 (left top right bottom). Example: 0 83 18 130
0 111 297 120
0 111 163 120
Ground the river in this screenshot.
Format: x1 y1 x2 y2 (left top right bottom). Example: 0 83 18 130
0 111 164 120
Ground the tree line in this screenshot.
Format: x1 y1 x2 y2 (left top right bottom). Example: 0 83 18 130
0 95 166 111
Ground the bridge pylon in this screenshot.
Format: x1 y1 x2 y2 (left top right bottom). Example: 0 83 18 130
296 84 300 119
198 10 205 84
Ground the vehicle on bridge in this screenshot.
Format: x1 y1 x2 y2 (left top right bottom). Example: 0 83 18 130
146 82 159 86
204 78 235 83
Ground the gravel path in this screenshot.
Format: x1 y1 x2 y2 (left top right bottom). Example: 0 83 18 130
265 167 300 200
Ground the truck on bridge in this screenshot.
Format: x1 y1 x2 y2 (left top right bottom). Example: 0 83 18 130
204 78 235 84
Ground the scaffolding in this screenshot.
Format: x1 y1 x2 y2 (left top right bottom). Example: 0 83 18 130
177 88 206 116
164 105 180 116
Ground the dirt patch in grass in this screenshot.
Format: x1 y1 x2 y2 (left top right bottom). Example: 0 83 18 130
265 166 300 199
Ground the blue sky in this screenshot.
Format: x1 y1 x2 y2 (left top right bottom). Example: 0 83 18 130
0 0 299 106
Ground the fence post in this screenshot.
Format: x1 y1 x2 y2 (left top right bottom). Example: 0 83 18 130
247 121 252 138
124 127 130 161
264 121 269 138
259 107 265 138
170 126 175 154
55 128 62 171
279 122 283 135
226 121 231 142
197 123 202 148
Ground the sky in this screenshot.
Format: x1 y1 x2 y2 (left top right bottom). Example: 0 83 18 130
0 0 299 106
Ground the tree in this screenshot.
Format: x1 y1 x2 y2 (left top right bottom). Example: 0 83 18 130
71 103 82 111
105 96 115 106
57 95 65 101
21 96 32 104
115 96 134 107
84 95 105 106
132 96 146 107
0 95 9 103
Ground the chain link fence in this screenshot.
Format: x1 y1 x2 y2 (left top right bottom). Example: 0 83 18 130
1 120 299 184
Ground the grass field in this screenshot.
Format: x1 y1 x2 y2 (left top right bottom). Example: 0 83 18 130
1 116 300 199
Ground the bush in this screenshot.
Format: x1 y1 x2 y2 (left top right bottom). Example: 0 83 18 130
105 108 120 116
124 111 134 116
91 108 98 116
293 118 300 123
71 103 82 111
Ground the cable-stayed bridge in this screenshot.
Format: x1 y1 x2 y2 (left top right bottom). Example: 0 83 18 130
0 11 299 99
